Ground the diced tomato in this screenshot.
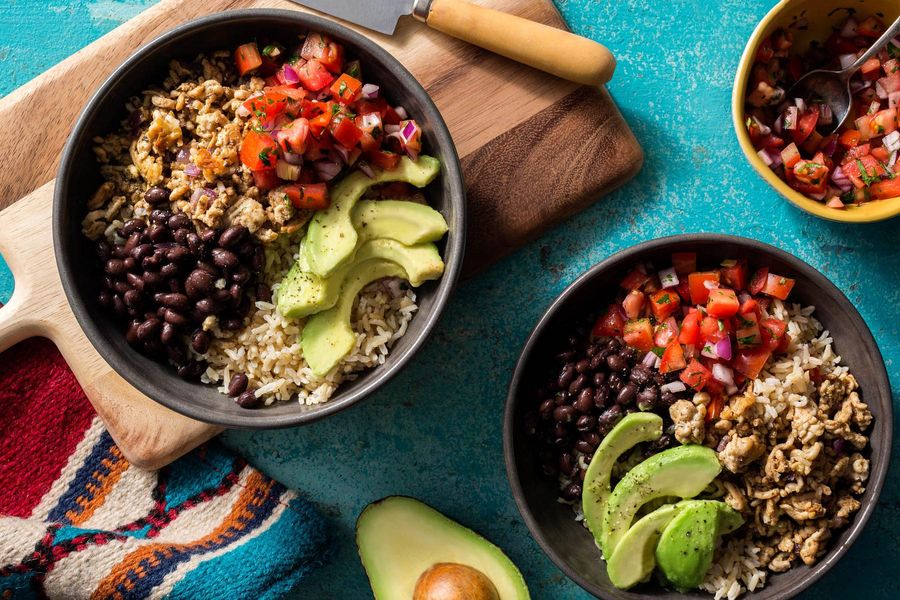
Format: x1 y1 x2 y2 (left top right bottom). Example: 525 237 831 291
653 317 680 347
240 130 278 171
252 169 279 191
749 267 768 295
282 183 330 210
242 91 290 121
761 273 795 300
674 279 692 304
871 177 900 199
300 32 344 74
367 149 401 170
671 252 697 274
623 319 654 353
759 317 788 352
679 310 703 345
620 268 651 291
735 312 762 348
680 358 712 391
791 159 829 194
303 134 333 162
330 116 363 148
838 129 861 149
701 316 730 343
856 16 885 38
274 118 311 155
660 341 687 373
330 73 363 104
738 298 758 316
792 107 819 144
296 59 335 91
649 289 681 321
872 147 891 162
842 154 886 188
593 304 626 337
781 142 801 169
308 111 334 138
235 43 263 76
300 100 331 119
707 288 740 318
719 259 748 291
870 108 898 137
756 36 775 64
688 271 720 305
622 290 646 320
732 348 772 379
776 332 792 354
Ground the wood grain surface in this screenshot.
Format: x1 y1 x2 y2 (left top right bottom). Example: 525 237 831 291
0 0 641 468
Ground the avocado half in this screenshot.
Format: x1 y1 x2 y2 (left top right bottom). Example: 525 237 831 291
356 496 530 600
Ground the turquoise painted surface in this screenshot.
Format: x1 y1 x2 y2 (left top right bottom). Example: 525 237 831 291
1 1 898 598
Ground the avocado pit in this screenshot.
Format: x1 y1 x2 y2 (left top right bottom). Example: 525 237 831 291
413 563 500 600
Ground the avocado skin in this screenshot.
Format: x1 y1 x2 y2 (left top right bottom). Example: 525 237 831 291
600 445 721 559
301 155 441 277
655 500 744 591
582 413 663 549
356 496 530 600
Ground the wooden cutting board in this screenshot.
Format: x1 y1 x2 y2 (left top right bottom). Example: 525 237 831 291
0 0 641 470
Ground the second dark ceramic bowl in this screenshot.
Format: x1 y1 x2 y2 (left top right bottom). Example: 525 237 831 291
54 10 466 428
504 234 891 599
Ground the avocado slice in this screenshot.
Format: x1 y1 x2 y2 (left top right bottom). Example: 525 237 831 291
655 500 744 591
357 496 530 600
301 258 407 376
606 503 681 589
353 199 449 246
277 239 444 319
582 413 663 547
301 156 441 277
600 445 721 559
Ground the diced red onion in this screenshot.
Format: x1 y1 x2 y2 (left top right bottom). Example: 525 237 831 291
684 344 696 357
400 120 418 142
660 381 687 394
831 166 852 192
333 144 352 164
185 163 201 178
313 88 331 101
875 80 888 100
809 189 827 201
725 383 738 396
794 97 806 112
384 124 401 134
314 159 342 182
642 351 658 368
654 355 662 370
783 106 798 130
838 53 857 69
703 279 719 290
840 18 858 38
279 64 300 85
888 150 898 169
765 148 783 168
361 83 380 100
394 105 408 120
175 147 191 163
701 342 718 360
282 151 303 165
190 187 216 203
884 130 900 153
658 267 679 288
359 113 382 131
757 149 773 166
712 363 734 386
773 115 784 134
821 136 838 158
738 292 751 305
889 92 900 110
880 75 900 96
750 115 771 136
715 338 732 361
357 160 375 178
276 160 301 181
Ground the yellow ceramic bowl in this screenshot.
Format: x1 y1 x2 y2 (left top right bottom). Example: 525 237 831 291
733 0 900 223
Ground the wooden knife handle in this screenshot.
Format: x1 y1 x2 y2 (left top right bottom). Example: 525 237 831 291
422 0 615 86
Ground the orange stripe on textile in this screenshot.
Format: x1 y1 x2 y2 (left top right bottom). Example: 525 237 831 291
89 470 275 600
64 445 129 526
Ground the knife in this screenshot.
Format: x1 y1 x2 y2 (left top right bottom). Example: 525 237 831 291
289 0 616 87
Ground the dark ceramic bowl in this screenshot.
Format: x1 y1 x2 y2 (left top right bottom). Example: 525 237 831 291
54 10 466 428
504 234 891 599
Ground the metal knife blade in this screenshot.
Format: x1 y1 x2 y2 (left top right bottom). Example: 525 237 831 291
288 0 419 35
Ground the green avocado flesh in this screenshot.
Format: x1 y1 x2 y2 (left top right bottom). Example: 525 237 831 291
301 259 407 376
582 413 663 548
655 500 744 591
606 503 680 589
277 238 444 319
599 445 721 559
300 155 441 277
353 199 449 246
356 496 530 600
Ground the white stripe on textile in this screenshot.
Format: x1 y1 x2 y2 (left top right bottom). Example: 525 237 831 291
79 465 157 531
29 417 107 520
149 489 295 599
0 517 48 565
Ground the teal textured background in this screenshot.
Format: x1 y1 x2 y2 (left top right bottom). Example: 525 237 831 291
1 1 897 598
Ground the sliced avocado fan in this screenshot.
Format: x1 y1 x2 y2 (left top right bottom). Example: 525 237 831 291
353 199 449 247
356 496 530 600
599 445 721 559
606 503 681 589
300 155 441 277
581 413 663 549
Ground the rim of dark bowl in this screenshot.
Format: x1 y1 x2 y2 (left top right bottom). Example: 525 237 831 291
503 233 892 599
53 9 466 428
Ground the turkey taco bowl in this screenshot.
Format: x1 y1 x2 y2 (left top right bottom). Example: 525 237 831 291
504 234 891 599
54 10 465 428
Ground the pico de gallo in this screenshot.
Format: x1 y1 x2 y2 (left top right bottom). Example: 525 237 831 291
744 15 900 207
232 33 424 210
593 253 797 420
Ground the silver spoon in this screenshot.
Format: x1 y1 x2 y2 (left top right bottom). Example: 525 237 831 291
787 15 900 134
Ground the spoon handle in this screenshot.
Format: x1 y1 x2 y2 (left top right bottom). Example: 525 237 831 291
845 15 900 77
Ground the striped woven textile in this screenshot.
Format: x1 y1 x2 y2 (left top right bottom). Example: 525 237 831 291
0 338 330 599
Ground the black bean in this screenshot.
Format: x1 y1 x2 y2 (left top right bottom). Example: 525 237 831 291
98 291 113 308
236 390 261 408
105 258 126 276
568 373 588 395
553 405 576 423
574 388 594 413
553 422 568 439
575 440 593 454
137 318 162 341
145 186 170 205
225 372 249 397
96 240 112 261
166 246 191 264
231 266 251 285
575 359 590 374
555 350 576 363
159 293 189 311
148 224 169 242
234 240 254 258
142 255 160 270
589 352 606 371
561 483 582 500
112 246 128 259
594 385 610 408
229 282 242 302
172 228 189 245
163 309 190 329
185 269 215 298
256 283 272 303
617 382 638 405
832 438 846 455
121 218 145 236
160 263 179 279
538 399 555 420
177 361 204 381
191 330 210 354
160 322 178 345
196 298 222 316
167 213 191 230
235 295 252 318
131 243 153 261
211 248 239 270
606 338 622 351
606 353 627 372
122 257 137 272
196 261 218 276
113 281 131 295
142 271 162 286
581 432 601 448
126 320 141 346
608 372 623 392
221 317 244 331
637 387 658 411
576 414 596 432
212 289 233 304
629 364 651 385
199 228 218 246
652 434 673 451
218 225 248 249
558 453 576 477
557 364 575 389
167 344 187 365
660 391 677 408
123 289 142 309
597 405 623 433
186 232 202 254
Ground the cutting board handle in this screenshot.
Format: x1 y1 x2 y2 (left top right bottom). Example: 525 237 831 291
422 0 616 86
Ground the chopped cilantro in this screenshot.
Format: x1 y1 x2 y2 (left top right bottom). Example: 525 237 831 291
738 335 757 345
856 159 881 186
338 81 347 96
656 293 671 305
